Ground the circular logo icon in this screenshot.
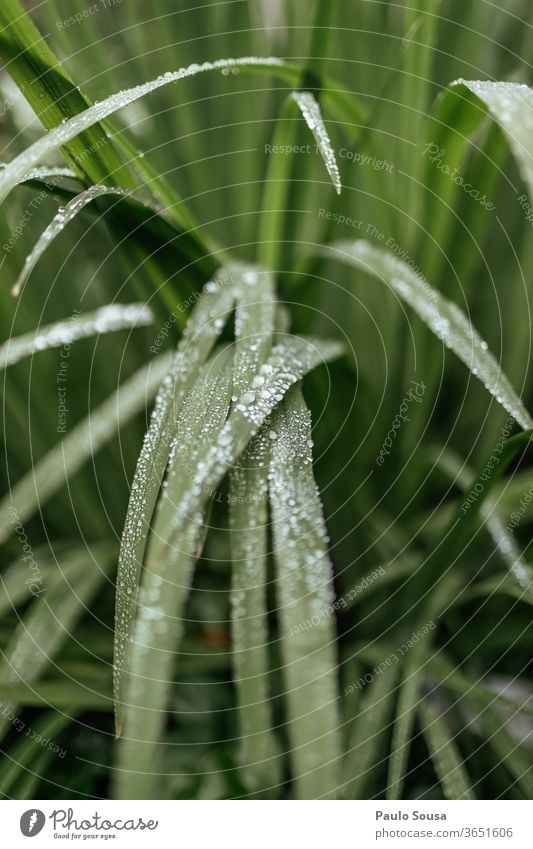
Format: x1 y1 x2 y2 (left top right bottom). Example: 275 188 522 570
20 810 46 837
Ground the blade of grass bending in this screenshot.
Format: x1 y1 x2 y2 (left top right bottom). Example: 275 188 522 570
229 274 275 790
0 2 216 306
451 80 533 198
419 697 475 800
0 544 113 741
0 303 153 368
0 58 292 204
341 661 400 799
387 430 533 799
430 654 533 798
8 182 207 300
0 710 73 796
10 185 131 296
0 0 135 188
114 346 235 799
291 91 341 194
456 573 533 606
0 54 362 207
269 385 340 799
13 166 78 185
0 353 172 546
321 240 533 430
432 447 533 603
113 266 271 735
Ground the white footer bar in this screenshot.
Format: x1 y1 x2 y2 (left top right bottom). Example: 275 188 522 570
2 799 531 847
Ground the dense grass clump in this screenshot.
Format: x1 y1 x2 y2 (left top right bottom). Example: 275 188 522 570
0 0 532 800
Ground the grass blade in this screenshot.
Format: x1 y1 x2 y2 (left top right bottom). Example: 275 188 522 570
269 385 340 799
0 353 171 545
419 697 475 800
115 346 235 798
113 266 268 735
11 185 130 296
228 268 275 790
0 58 289 204
322 240 533 429
342 661 400 799
433 447 533 602
229 436 274 791
451 80 533 198
257 96 301 269
0 544 113 740
0 303 153 369
291 91 342 194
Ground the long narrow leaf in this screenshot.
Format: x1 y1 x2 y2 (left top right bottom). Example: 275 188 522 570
451 80 533 198
0 304 153 369
419 697 475 800
269 385 340 799
342 659 400 799
322 240 533 429
114 346 235 798
0 353 171 544
113 265 273 734
291 91 342 194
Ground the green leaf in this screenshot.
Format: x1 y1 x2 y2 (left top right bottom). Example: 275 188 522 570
229 437 275 789
269 385 340 799
0 710 73 796
451 80 533 198
291 91 341 194
432 447 533 603
0 58 300 204
228 269 276 790
419 697 475 800
342 661 400 799
113 265 273 735
321 240 533 430
11 185 130 296
0 544 113 740
430 654 533 798
114 345 235 799
0 303 153 368
0 353 171 545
